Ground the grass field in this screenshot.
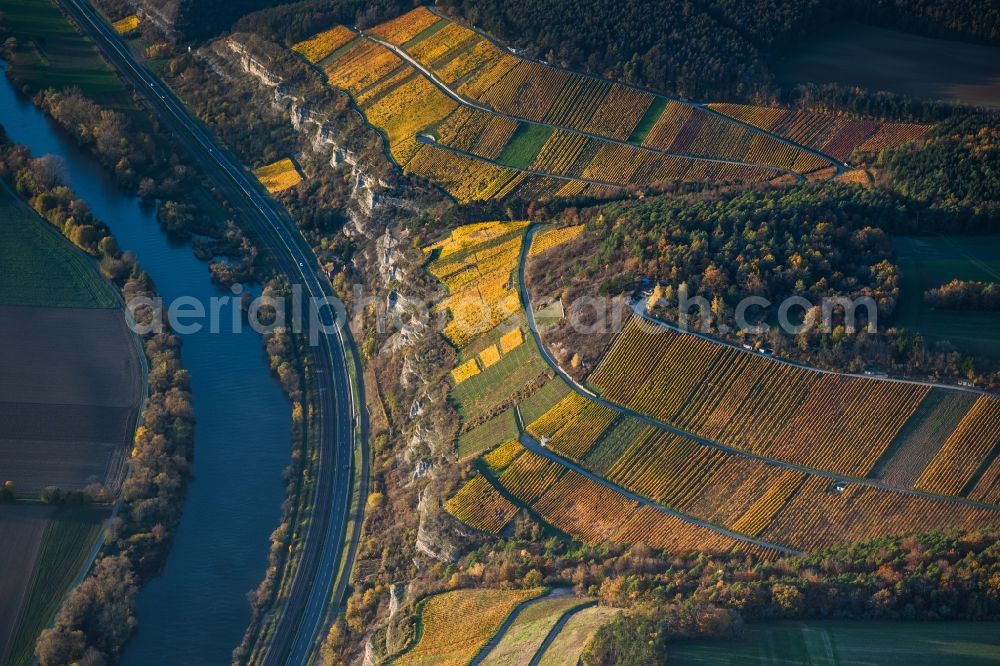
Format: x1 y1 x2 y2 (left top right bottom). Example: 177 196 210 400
0 0 127 102
628 96 668 144
894 235 1000 358
0 182 119 308
482 594 590 665
450 337 550 422
495 124 553 169
669 620 1000 666
7 507 106 666
458 409 518 460
536 605 619 666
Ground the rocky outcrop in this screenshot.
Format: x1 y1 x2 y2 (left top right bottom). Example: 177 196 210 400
215 37 392 236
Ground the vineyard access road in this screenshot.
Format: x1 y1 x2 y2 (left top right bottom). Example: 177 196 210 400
516 225 1000 514
424 5 846 175
355 30 806 183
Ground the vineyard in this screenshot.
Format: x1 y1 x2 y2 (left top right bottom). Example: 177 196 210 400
759 475 1000 551
525 392 618 460
372 10 835 169
112 14 140 35
528 224 584 257
707 103 932 161
915 397 1000 496
393 587 544 666
444 474 520 533
291 25 356 63
590 316 931 477
432 224 1000 557
284 8 923 201
425 220 527 346
253 158 302 194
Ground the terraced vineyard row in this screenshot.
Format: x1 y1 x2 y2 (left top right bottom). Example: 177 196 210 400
290 9 870 201
759 475 1000 551
393 587 544 665
525 392 618 460
425 220 528 346
444 474 520 533
642 101 830 172
495 448 780 557
591 316 931 477
372 9 835 173
439 224 1000 556
708 103 931 161
915 397 1000 496
517 387 999 552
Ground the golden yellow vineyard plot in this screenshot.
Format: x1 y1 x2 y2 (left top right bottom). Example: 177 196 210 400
500 327 524 353
452 358 481 384
478 344 502 368
729 470 804 537
530 224 584 257
707 103 786 131
425 220 525 261
364 75 457 162
395 587 544 666
439 37 511 85
424 221 530 344
915 397 1000 496
484 440 524 471
409 21 477 64
292 25 356 62
368 6 440 44
323 39 402 95
445 474 520 532
405 145 517 203
253 158 302 194
112 15 140 34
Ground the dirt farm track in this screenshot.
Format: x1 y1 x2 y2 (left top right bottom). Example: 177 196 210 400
0 305 142 495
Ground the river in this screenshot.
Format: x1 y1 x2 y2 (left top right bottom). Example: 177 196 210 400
0 66 290 664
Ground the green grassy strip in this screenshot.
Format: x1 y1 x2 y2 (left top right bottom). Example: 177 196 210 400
582 416 649 476
627 96 668 144
0 183 119 308
458 409 518 460
401 18 449 49
9 507 106 666
496 123 553 169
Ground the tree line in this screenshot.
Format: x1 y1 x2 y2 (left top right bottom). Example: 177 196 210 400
926 280 1000 311
436 0 1000 101
0 130 195 665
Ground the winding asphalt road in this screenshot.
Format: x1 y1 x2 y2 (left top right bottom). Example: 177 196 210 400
423 6 846 176
356 30 805 182
516 225 1000 513
56 1 368 663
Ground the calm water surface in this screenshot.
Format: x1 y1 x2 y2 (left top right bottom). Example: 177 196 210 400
0 66 289 665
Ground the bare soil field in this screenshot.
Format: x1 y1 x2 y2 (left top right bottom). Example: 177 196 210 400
773 23 1000 109
0 504 54 665
0 305 141 494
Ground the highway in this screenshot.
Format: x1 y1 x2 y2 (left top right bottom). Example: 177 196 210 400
56 1 368 663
